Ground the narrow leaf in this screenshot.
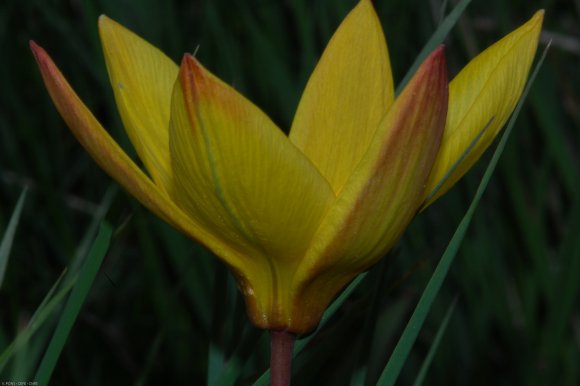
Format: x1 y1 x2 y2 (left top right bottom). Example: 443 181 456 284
412 297 458 386
35 222 112 385
0 188 28 290
422 118 493 206
376 42 549 386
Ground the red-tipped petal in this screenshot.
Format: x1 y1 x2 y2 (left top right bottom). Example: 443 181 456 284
288 47 449 333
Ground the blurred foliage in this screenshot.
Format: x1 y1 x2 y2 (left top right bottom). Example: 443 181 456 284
0 0 579 385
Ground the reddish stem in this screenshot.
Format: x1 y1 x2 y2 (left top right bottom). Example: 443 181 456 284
270 330 296 386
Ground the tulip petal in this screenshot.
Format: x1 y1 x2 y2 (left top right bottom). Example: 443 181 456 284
169 55 335 328
289 0 394 193
290 48 448 332
424 11 543 206
99 16 178 194
30 42 240 265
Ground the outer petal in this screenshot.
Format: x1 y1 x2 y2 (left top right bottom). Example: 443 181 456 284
289 48 449 333
289 0 394 193
30 42 241 267
99 16 178 194
424 11 543 206
169 55 335 329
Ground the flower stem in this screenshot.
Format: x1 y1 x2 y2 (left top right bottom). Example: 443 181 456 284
270 330 295 386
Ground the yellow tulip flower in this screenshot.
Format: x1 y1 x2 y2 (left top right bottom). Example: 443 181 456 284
31 0 542 334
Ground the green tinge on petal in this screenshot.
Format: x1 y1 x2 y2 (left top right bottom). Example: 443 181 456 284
424 10 544 206
29 42 238 262
289 0 394 194
288 48 449 333
170 55 335 329
99 15 178 194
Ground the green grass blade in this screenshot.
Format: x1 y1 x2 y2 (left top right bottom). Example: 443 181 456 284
0 188 115 373
537 190 580 373
207 266 230 386
377 42 549 386
213 326 262 386
348 261 391 386
133 331 164 386
436 0 450 25
422 118 492 206
207 343 225 386
0 269 68 372
396 0 471 94
412 296 458 386
65 185 116 277
35 222 113 385
0 187 28 290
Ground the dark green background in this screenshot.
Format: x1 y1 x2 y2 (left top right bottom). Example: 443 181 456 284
1 0 579 385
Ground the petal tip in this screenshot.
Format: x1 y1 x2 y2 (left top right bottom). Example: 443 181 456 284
29 40 41 56
179 53 204 84
98 14 110 29
429 45 447 67
417 45 448 88
526 10 544 32
98 15 120 37
179 52 193 66
177 54 207 113
29 40 49 69
98 14 114 25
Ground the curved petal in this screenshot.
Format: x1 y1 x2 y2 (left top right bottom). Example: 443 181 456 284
30 42 239 265
289 0 394 193
424 11 543 206
169 55 335 329
289 48 448 333
99 16 178 194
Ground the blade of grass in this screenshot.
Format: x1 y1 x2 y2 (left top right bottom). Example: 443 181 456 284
206 263 245 386
501 145 552 317
0 188 115 372
207 265 230 386
133 331 164 386
35 221 113 385
539 191 580 375
0 187 28 289
376 42 549 386
0 269 69 372
65 186 116 276
530 62 579 196
213 324 262 386
423 118 493 206
412 296 458 386
436 0 450 25
348 259 391 386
